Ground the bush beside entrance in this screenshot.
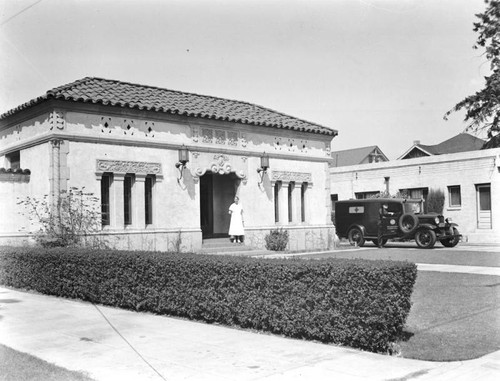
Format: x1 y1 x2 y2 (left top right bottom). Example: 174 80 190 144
0 247 417 354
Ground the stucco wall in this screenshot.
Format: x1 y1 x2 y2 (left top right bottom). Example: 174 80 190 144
330 148 500 243
0 105 335 251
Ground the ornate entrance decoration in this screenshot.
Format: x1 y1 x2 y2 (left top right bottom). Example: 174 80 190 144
191 152 247 184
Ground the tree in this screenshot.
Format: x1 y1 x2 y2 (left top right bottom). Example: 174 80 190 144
445 0 500 148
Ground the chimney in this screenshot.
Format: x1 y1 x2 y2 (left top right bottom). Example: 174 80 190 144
413 140 420 145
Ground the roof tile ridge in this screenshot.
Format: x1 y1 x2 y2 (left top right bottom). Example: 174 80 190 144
64 77 336 132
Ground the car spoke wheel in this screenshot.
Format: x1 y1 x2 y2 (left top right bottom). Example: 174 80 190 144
348 227 365 247
440 227 460 247
415 229 437 249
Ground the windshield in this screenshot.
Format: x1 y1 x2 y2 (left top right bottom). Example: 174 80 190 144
404 201 422 214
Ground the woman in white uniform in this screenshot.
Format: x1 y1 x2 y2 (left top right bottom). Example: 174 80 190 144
228 196 244 243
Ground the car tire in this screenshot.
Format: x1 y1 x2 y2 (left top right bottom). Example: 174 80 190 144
372 238 388 247
415 229 437 249
348 227 365 247
399 214 419 234
440 227 460 248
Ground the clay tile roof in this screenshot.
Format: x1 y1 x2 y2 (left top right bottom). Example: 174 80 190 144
1 77 337 136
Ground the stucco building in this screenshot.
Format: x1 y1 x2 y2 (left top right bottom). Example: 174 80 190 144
330 148 500 243
0 77 337 251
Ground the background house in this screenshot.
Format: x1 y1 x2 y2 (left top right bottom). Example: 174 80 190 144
398 133 485 160
331 146 388 167
0 77 337 251
330 147 500 243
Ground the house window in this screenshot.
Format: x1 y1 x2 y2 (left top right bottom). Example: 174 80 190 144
288 182 294 223
274 181 281 223
145 176 154 225
301 183 307 222
6 151 20 169
355 191 379 199
124 175 134 225
448 186 461 207
101 173 112 226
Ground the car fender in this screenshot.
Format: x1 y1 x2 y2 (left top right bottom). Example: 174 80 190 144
417 223 436 231
449 222 459 228
347 224 366 236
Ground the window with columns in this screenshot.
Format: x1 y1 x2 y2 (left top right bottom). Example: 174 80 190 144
272 171 312 225
97 159 162 229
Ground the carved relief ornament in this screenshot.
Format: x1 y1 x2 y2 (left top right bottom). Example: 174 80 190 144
271 171 312 183
96 159 162 177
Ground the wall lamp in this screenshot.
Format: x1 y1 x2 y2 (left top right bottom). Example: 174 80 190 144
175 145 189 180
257 152 270 185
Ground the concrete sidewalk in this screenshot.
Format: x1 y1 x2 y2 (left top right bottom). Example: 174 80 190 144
0 286 499 381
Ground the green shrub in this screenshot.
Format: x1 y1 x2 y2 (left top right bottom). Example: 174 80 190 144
265 228 289 251
0 246 417 354
426 188 445 214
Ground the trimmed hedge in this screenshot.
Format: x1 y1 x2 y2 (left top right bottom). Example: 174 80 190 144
0 247 417 353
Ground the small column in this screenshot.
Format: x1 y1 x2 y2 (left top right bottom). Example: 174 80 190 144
134 174 147 229
112 173 125 228
294 182 302 224
279 182 289 225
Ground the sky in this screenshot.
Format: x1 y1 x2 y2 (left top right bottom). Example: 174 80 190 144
0 0 489 159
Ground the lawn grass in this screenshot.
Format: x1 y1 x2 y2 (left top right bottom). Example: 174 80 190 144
304 244 500 267
399 271 500 361
0 344 95 381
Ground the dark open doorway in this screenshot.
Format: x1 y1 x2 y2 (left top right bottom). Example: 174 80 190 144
200 173 238 238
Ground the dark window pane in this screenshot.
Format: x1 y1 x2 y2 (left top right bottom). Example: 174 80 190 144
124 175 133 225
101 174 111 226
145 176 153 225
274 182 280 223
479 187 491 211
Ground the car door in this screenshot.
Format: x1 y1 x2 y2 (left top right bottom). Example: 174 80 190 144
381 202 403 237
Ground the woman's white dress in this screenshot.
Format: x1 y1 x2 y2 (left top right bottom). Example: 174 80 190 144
228 203 244 236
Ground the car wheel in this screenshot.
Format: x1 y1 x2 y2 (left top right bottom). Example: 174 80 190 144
440 227 460 248
348 227 365 247
399 214 419 234
415 229 437 249
372 238 388 247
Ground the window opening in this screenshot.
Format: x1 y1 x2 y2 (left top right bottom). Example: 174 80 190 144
274 181 281 223
448 186 461 207
124 175 133 225
101 173 112 226
145 176 154 225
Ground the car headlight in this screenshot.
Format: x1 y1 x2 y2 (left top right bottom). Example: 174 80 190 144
434 216 440 224
446 217 452 223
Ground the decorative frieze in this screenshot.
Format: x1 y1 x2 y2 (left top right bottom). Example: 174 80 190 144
271 171 312 183
96 159 162 175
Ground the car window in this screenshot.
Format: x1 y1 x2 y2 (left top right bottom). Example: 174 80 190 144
404 202 422 214
387 202 402 214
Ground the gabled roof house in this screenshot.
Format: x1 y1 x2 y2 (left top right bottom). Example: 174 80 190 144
331 146 388 167
398 133 485 160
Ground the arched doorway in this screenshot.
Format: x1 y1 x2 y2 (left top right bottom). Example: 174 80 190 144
200 172 240 238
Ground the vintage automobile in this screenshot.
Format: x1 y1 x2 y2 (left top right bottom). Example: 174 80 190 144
334 198 461 249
